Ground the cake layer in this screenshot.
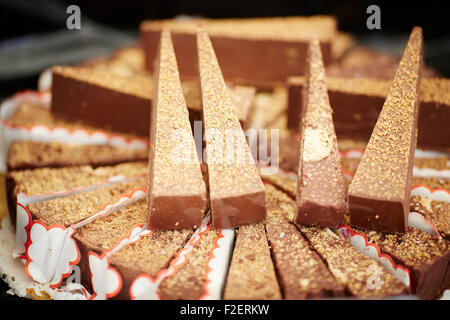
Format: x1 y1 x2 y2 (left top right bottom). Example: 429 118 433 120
148 30 206 230
7 140 148 171
50 66 254 136
6 162 148 225
287 77 450 152
75 198 149 293
360 227 450 299
348 27 423 234
26 177 147 227
108 226 193 299
198 30 266 229
264 184 345 298
224 223 281 299
141 16 336 87
299 226 409 297
157 229 220 299
294 40 346 228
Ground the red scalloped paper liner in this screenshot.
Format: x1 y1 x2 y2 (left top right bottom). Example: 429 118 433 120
88 223 153 300
0 90 149 147
337 225 412 289
24 222 81 289
128 216 211 300
199 230 224 300
17 184 147 290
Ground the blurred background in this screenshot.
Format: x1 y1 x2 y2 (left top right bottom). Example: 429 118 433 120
0 0 449 98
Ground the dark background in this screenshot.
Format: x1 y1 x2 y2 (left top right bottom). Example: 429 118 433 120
0 0 449 300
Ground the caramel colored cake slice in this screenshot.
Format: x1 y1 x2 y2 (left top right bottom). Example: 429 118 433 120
7 140 148 171
27 177 147 227
360 227 450 299
294 40 346 228
264 184 345 298
141 16 336 86
6 162 147 225
147 30 206 230
224 223 282 300
76 194 193 299
157 229 221 299
75 198 149 292
198 30 266 229
348 27 423 234
108 224 193 299
299 226 409 297
410 196 450 241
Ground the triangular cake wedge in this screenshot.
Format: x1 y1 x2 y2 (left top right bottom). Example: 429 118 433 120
147 30 207 230
197 30 266 229
294 40 346 228
348 27 423 234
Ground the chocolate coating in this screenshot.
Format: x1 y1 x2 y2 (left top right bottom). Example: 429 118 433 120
197 30 266 229
294 40 347 228
348 27 423 234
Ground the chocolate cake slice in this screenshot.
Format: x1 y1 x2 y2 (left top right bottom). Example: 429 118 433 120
348 27 423 234
294 40 346 228
6 162 147 225
197 30 266 229
26 177 147 227
105 222 193 299
51 66 152 136
50 66 254 137
147 30 206 230
287 77 450 152
141 16 336 87
75 198 150 293
299 226 409 297
360 227 450 299
157 228 223 299
264 184 345 298
7 141 148 171
224 223 281 300
73 197 194 299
